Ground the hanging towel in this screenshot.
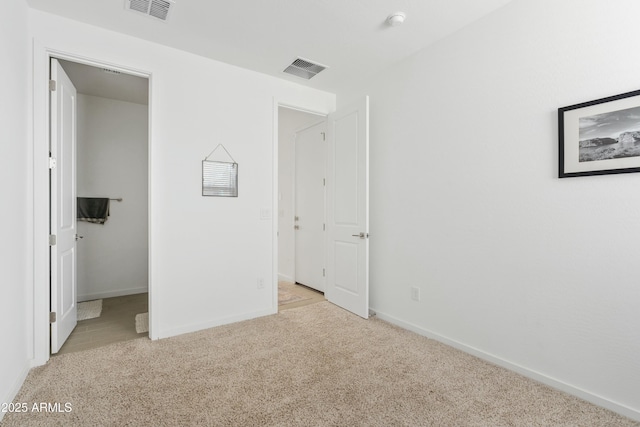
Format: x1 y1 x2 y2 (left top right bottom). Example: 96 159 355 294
77 197 110 224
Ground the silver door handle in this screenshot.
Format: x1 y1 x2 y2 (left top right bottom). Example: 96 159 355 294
352 232 365 239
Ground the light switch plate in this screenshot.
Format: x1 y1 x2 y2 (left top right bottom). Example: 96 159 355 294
260 209 271 220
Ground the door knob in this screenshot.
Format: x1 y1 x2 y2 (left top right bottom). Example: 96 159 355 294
352 232 365 239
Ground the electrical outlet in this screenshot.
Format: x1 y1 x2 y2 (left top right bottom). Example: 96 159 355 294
257 278 264 289
411 286 420 302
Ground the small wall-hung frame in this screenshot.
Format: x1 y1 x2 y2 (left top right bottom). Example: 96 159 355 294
559 89 640 178
202 144 238 197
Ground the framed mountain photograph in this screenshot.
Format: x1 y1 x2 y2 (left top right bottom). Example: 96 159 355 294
559 89 640 178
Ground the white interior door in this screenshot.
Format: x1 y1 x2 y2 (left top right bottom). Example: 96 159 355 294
50 58 78 353
326 96 369 318
294 121 326 291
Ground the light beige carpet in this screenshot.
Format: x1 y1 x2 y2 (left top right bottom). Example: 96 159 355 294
76 299 102 321
135 312 149 334
278 282 311 305
3 302 637 427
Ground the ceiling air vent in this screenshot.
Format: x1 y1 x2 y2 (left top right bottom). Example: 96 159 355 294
126 0 174 21
283 58 327 80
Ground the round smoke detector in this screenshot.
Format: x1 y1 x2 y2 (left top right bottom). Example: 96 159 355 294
386 12 406 27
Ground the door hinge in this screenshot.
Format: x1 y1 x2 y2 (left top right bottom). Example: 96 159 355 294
49 234 57 246
49 157 57 169
323 268 325 277
49 80 56 91
323 223 325 231
323 178 326 186
321 132 326 141
50 312 57 323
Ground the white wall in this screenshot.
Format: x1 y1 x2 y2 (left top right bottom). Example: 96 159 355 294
277 107 325 283
28 10 335 358
0 0 30 418
341 0 640 420
76 94 149 301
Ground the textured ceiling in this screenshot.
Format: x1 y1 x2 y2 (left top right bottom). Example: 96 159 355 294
28 0 512 93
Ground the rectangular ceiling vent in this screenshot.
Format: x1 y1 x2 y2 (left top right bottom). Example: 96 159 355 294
283 58 327 80
126 0 174 21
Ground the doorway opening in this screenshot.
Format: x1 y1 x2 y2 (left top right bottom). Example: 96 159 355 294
277 106 327 311
274 97 371 318
50 58 150 355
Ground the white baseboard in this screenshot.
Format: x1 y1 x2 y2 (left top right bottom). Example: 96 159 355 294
78 286 148 302
157 307 276 339
0 361 31 422
278 273 294 283
372 308 640 422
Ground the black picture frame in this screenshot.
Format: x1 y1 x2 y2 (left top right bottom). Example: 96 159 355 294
559 89 640 178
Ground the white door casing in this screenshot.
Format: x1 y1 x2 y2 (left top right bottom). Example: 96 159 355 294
326 97 369 319
50 58 78 353
294 121 327 292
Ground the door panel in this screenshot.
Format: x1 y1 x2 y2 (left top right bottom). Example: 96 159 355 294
334 112 359 225
51 58 78 354
326 97 369 318
61 251 74 305
294 121 326 291
334 241 358 294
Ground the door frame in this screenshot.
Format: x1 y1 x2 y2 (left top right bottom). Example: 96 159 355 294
272 100 331 310
31 43 153 365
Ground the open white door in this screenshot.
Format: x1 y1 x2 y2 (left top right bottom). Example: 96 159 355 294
295 121 327 292
326 97 369 318
50 58 78 353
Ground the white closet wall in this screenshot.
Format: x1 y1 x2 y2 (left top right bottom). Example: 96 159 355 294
77 94 149 301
